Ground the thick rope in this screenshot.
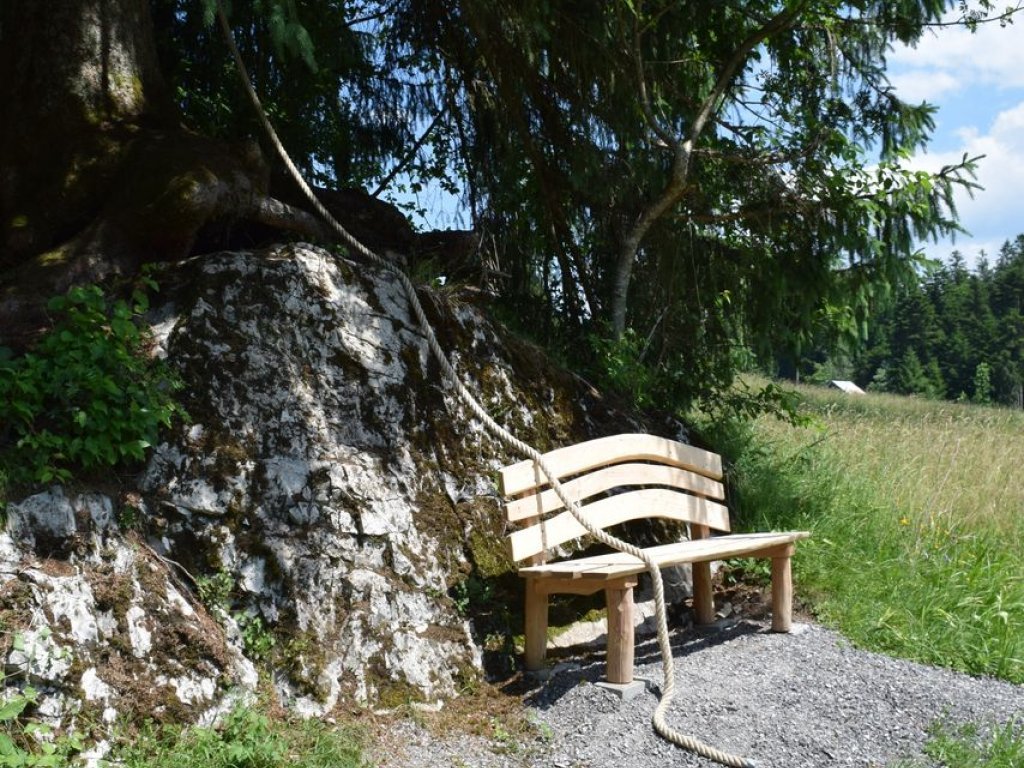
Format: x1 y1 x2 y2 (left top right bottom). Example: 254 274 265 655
217 9 757 767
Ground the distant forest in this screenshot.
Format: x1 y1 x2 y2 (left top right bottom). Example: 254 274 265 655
797 234 1024 408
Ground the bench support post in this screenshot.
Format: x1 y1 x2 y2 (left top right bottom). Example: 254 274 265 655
690 524 716 625
524 578 549 671
691 561 715 625
604 578 637 684
770 544 796 632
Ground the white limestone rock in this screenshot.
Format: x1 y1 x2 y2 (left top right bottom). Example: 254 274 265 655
1 497 258 735
134 243 665 706
0 241 679 741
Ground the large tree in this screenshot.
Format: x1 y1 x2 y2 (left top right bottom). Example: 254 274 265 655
2 0 1018 411
1 1 171 264
400 1 1019 408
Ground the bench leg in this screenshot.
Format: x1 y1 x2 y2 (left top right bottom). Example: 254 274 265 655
770 546 796 632
524 578 549 671
605 580 635 684
691 561 716 625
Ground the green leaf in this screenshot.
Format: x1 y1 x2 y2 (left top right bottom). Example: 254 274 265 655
0 732 18 756
22 721 49 737
0 697 28 722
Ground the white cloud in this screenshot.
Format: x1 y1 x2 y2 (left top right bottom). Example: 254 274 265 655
908 100 1024 263
889 17 1024 102
883 10 1024 266
992 100 1024 134
888 69 962 103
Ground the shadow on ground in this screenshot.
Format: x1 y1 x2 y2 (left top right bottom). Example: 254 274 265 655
514 619 766 710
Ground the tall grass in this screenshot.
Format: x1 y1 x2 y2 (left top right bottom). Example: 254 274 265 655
705 383 1024 684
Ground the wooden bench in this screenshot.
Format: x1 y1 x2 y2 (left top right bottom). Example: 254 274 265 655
499 433 809 684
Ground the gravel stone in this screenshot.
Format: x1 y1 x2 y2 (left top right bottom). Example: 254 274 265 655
372 620 1024 768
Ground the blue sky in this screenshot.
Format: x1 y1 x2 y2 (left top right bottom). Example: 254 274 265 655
888 14 1024 268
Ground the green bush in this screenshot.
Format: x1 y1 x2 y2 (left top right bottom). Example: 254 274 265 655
589 328 657 409
0 281 182 485
196 571 277 662
590 328 803 422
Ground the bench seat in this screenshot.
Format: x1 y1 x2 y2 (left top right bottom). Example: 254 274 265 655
518 531 809 580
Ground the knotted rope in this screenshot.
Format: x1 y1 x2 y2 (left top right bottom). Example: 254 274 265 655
217 9 757 767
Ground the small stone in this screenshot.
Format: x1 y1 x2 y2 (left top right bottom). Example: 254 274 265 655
6 489 76 548
77 494 116 533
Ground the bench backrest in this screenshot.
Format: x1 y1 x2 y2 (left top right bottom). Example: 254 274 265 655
499 433 730 564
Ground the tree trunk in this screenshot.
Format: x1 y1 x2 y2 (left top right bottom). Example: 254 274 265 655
0 0 174 264
609 143 691 338
608 4 805 340
0 1 326 346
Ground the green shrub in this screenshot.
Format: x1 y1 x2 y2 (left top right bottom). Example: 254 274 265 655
0 281 182 485
589 328 657 409
236 612 276 661
0 673 85 766
196 571 277 661
590 327 803 421
196 571 235 615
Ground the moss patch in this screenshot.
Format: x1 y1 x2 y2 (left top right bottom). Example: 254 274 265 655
90 568 134 622
467 528 512 580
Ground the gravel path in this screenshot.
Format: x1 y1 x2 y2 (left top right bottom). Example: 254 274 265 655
371 619 1024 768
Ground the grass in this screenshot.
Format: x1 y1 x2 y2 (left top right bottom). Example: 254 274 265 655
113 706 366 768
893 718 1024 767
703 381 1024 684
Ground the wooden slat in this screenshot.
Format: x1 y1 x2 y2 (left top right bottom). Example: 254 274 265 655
517 531 810 578
498 433 722 497
505 462 725 522
507 488 732 562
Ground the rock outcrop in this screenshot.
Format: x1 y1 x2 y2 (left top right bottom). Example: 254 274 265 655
1 242 682 733
1 488 257 733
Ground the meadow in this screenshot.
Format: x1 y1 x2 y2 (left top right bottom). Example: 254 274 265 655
707 382 1024 685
